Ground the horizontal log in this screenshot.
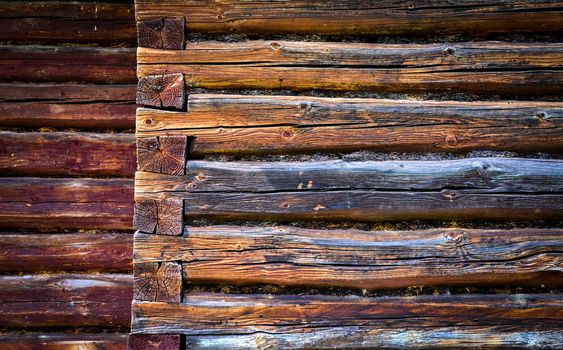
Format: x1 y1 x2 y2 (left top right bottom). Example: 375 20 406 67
131 293 563 334
134 226 563 289
137 42 563 95
0 233 133 273
0 177 133 230
0 46 136 84
0 83 136 129
0 131 135 177
0 274 132 328
0 333 127 350
0 1 135 44
135 0 563 36
136 96 563 154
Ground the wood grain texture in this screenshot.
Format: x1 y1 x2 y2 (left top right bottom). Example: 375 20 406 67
134 226 562 289
136 96 563 154
0 83 136 129
137 42 563 95
137 136 188 175
0 274 132 328
0 333 128 350
137 74 186 109
131 293 563 333
0 177 133 230
134 262 182 302
128 334 180 350
0 1 135 45
0 131 135 177
135 0 563 36
134 199 183 235
138 17 185 50
0 45 136 84
0 233 133 273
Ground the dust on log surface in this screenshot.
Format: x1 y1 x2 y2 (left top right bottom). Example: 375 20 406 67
137 96 563 155
137 42 563 95
0 333 128 350
134 226 562 289
135 0 563 36
0 83 136 129
0 274 132 328
0 131 136 177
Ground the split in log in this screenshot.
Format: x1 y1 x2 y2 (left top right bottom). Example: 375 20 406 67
0 177 133 230
137 17 185 50
134 226 563 289
128 334 181 350
0 131 136 177
0 333 128 350
136 96 563 154
0 274 132 328
135 0 563 37
134 262 182 302
0 45 136 84
0 1 135 45
0 83 136 129
0 233 133 273
137 42 563 95
134 199 183 235
137 74 186 110
137 136 188 175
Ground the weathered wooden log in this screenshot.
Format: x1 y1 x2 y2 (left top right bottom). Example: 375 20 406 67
0 233 133 273
134 226 563 289
137 73 186 109
134 262 182 302
137 42 563 95
0 1 135 45
128 334 180 350
137 17 185 49
135 0 563 37
0 274 132 328
0 83 136 129
0 46 136 84
137 136 188 175
131 293 563 333
0 333 128 350
0 177 134 230
0 131 135 177
137 96 563 154
134 199 183 235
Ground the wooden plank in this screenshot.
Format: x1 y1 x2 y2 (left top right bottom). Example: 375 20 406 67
0 1 135 45
135 0 563 36
0 131 136 177
136 96 563 154
0 233 133 273
128 334 180 350
0 83 136 129
134 226 563 289
0 46 136 84
137 42 563 95
131 293 563 334
0 274 132 328
0 333 128 350
0 177 134 230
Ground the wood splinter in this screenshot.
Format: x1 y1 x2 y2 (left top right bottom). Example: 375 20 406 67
137 73 186 110
134 199 183 236
128 333 181 350
137 17 185 50
137 136 188 175
134 262 182 303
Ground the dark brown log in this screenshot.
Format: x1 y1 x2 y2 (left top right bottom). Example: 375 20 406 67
0 1 135 45
0 83 136 129
137 136 188 175
134 199 183 235
135 226 562 289
128 334 181 350
137 42 563 95
137 96 563 154
0 333 128 350
135 0 563 36
134 262 182 302
0 274 132 328
137 74 186 109
0 233 133 273
0 45 136 84
137 17 185 50
0 131 135 177
0 177 133 230
131 293 563 334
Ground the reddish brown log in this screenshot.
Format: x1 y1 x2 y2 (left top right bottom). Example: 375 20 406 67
134 262 182 303
0 333 128 350
128 334 181 350
134 199 183 235
137 17 185 50
137 74 186 109
137 136 188 175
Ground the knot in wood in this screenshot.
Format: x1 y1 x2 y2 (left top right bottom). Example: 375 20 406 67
441 189 458 200
445 230 467 245
444 134 458 147
270 42 283 50
535 111 548 120
443 47 456 56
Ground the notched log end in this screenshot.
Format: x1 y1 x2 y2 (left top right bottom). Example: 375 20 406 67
137 73 186 110
128 333 181 350
134 199 183 236
137 135 188 175
134 262 182 303
137 17 185 50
